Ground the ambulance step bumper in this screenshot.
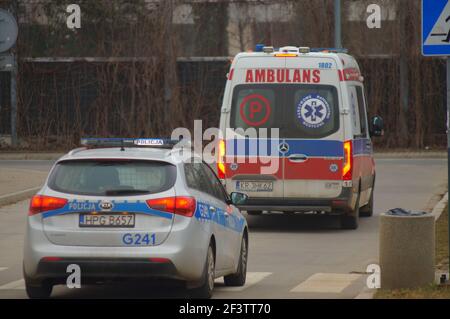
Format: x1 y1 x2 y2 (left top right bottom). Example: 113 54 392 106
239 204 332 213
238 188 354 213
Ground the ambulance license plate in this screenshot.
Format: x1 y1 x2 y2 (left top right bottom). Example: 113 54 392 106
236 181 273 192
79 213 135 228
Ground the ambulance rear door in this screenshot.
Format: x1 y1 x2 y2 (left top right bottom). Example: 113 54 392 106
224 56 286 200
282 57 344 199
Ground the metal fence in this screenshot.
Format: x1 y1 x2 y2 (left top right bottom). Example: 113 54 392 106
0 56 445 149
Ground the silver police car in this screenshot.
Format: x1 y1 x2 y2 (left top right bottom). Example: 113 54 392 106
23 138 249 299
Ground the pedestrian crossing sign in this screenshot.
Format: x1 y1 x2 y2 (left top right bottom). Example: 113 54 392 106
423 0 450 56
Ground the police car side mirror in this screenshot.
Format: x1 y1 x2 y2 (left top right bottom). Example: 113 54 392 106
370 115 384 137
230 192 248 206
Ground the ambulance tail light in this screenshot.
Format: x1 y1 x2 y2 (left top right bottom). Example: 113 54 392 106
342 140 353 181
29 195 68 216
147 196 196 217
217 139 226 179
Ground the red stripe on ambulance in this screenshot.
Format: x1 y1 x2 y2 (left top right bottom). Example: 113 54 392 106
283 158 342 180
224 156 283 179
338 68 361 82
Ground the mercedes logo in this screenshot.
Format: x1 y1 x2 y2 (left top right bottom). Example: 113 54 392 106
279 142 289 153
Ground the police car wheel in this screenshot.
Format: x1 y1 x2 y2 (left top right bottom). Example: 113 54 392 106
247 210 262 216
224 235 248 287
25 280 53 299
360 188 374 218
191 245 215 299
340 192 360 230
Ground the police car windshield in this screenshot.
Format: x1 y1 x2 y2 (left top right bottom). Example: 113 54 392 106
48 160 176 196
230 84 339 138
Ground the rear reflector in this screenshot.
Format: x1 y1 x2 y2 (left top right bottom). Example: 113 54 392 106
342 140 353 181
41 256 62 262
29 195 68 216
146 196 196 217
148 257 171 263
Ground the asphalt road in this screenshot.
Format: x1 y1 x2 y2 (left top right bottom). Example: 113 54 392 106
0 158 446 299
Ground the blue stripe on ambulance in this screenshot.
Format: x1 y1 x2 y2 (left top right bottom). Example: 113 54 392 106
226 139 343 157
41 200 174 220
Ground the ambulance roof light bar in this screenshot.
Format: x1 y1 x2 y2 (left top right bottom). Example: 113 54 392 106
80 138 181 149
279 46 300 53
310 48 349 54
255 44 275 53
298 47 310 54
255 44 265 52
263 46 274 53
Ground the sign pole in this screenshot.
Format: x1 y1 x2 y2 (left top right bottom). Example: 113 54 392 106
422 0 450 281
10 54 17 147
447 57 450 275
334 0 342 49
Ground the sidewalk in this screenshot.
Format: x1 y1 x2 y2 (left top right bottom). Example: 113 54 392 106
0 152 64 160
0 168 47 206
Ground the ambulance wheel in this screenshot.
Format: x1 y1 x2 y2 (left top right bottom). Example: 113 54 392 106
224 233 248 287
247 210 262 216
340 192 360 230
360 188 374 217
190 245 215 299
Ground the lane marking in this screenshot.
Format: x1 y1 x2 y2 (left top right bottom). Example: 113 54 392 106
0 279 25 290
290 273 362 294
215 272 272 292
0 267 7 272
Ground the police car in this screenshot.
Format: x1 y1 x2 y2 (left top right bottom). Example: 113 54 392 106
217 45 384 229
23 138 249 299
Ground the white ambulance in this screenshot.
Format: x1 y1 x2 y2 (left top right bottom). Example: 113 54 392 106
217 45 384 229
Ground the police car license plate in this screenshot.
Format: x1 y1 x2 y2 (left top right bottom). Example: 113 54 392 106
236 181 273 192
79 213 135 228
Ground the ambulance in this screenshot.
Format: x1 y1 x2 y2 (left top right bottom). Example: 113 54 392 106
217 45 384 229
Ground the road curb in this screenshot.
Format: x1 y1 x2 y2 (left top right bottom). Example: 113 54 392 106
354 287 377 299
431 192 448 221
374 152 446 159
0 187 40 207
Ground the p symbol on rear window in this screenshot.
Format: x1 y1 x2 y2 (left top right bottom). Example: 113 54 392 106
249 101 262 119
239 94 272 126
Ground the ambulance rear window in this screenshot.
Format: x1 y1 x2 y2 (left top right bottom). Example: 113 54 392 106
285 85 339 138
230 84 339 138
231 87 278 130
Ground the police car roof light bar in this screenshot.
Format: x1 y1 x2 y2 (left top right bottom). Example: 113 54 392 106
80 138 180 149
310 48 349 54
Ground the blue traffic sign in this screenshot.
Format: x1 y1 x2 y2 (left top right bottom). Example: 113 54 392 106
422 0 450 56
